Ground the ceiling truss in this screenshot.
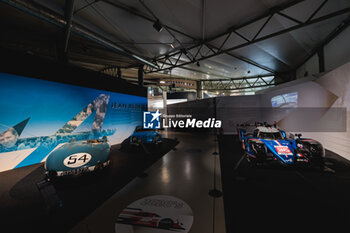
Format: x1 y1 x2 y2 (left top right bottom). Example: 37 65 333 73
3 0 350 93
201 75 275 91
1 0 158 68
99 0 308 74
143 0 350 74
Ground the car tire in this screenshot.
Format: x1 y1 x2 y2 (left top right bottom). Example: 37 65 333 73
158 218 174 229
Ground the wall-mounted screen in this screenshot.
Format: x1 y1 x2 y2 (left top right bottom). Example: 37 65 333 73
0 72 147 172
271 92 298 108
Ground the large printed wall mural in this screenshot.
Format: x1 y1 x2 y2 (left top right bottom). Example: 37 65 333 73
0 72 147 172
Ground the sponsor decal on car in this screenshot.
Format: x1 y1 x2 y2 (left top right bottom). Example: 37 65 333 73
274 146 293 155
59 167 90 176
56 160 110 176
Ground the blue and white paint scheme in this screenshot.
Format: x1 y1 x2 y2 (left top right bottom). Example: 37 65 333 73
45 138 111 177
260 139 295 164
238 123 325 166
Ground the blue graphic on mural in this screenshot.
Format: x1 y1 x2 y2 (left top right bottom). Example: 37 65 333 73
0 72 147 171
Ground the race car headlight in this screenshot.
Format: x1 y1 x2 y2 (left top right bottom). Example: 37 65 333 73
251 142 266 153
132 136 137 142
253 143 264 149
310 145 317 153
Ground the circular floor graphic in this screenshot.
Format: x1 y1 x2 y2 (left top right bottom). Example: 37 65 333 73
115 195 193 233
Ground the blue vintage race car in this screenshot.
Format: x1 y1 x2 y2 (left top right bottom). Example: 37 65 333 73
44 137 111 177
238 123 325 167
129 126 162 145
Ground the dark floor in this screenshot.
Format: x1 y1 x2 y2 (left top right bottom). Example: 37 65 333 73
68 131 226 233
219 134 350 232
0 138 178 233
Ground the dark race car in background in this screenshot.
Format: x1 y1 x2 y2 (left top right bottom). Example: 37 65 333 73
238 122 325 168
120 126 163 153
45 137 111 178
129 126 162 145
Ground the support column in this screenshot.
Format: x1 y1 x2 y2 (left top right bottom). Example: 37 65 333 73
62 0 75 62
117 67 121 79
318 47 325 73
196 81 202 99
138 65 144 87
162 90 167 118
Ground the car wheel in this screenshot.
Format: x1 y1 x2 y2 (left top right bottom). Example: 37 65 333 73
158 218 174 229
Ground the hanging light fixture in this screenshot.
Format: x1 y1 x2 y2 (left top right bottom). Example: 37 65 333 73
153 20 163 32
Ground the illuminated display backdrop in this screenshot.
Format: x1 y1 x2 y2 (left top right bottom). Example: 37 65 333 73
0 72 147 172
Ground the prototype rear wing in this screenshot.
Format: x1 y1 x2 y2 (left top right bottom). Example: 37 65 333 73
237 121 278 128
236 121 278 141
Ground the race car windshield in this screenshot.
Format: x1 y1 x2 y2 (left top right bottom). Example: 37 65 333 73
135 127 154 132
259 132 283 140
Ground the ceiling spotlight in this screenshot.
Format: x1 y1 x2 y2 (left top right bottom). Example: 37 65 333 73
170 43 174 48
247 70 251 74
153 20 163 32
196 61 200 67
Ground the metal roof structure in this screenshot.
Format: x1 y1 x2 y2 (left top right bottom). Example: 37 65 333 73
1 0 350 92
